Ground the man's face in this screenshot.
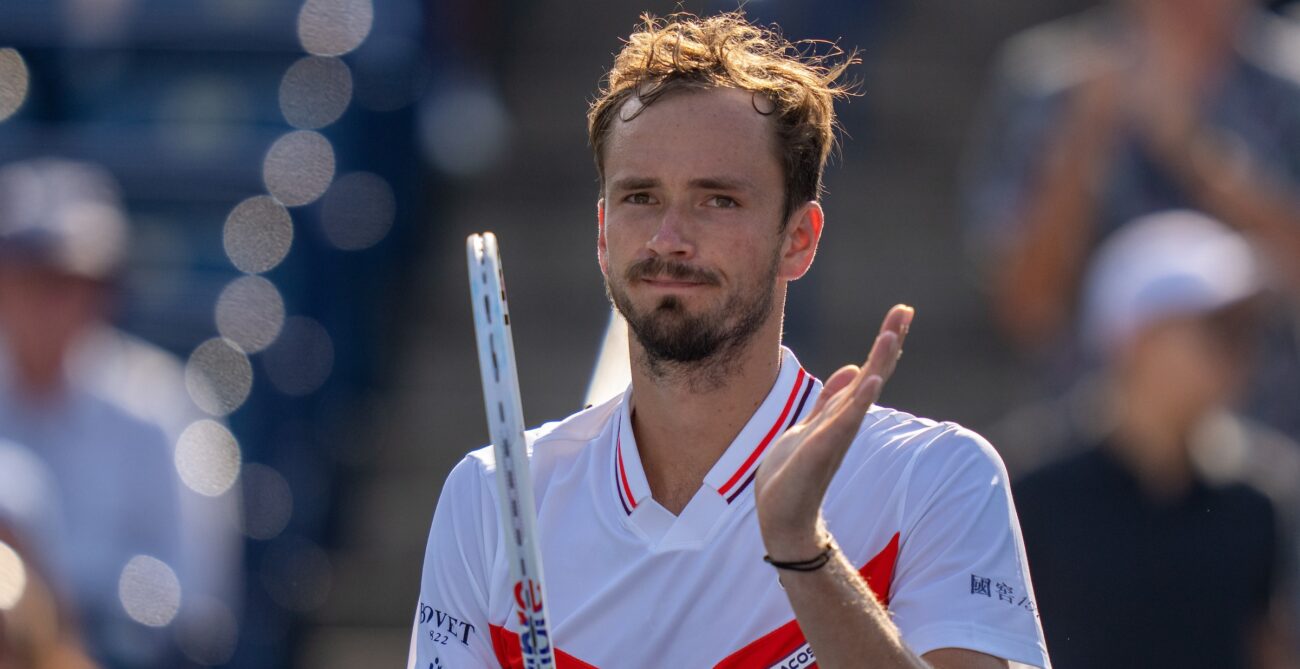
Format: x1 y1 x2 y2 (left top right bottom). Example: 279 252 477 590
596 87 816 366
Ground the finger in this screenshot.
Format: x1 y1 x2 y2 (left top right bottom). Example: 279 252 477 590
808 305 915 426
808 331 893 433
803 373 884 473
852 373 885 413
824 372 884 433
863 306 914 382
859 329 899 386
830 373 883 441
877 303 913 339
805 364 859 421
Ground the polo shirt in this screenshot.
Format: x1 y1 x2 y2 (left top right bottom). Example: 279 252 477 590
409 347 1050 668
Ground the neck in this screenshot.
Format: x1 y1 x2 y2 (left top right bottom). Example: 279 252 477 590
627 315 784 515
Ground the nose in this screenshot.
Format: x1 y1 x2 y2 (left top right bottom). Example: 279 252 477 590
645 204 695 259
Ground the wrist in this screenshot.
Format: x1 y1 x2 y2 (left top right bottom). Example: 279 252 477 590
761 518 831 564
764 538 836 572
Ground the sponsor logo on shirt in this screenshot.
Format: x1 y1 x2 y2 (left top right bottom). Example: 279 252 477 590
767 642 815 669
970 573 1036 614
418 601 477 646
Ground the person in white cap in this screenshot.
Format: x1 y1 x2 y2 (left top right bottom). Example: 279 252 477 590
1014 209 1298 669
0 158 242 668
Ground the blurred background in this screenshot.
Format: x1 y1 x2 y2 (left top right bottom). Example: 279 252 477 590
0 0 1299 667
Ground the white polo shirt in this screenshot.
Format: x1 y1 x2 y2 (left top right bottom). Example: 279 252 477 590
409 348 1051 668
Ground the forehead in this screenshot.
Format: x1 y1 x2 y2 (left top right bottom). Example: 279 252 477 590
603 87 781 185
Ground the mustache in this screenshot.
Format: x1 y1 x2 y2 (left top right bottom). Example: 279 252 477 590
624 257 720 285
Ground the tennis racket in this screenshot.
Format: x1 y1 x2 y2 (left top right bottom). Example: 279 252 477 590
466 232 556 668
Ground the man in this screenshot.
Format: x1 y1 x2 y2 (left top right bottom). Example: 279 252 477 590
1014 210 1297 669
410 13 1049 668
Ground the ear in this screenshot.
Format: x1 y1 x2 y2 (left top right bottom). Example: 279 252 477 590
778 201 823 281
596 198 609 277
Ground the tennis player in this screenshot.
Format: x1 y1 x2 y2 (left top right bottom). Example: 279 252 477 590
410 12 1050 669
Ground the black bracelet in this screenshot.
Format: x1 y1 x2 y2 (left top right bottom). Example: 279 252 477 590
763 543 834 571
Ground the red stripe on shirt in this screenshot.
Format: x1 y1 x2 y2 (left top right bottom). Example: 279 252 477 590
717 368 807 495
489 624 597 669
725 376 817 505
712 531 902 669
485 532 901 668
616 426 637 511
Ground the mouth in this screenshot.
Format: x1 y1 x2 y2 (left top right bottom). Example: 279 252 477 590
638 277 710 290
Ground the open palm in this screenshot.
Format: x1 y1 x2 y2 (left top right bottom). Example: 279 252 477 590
754 304 914 558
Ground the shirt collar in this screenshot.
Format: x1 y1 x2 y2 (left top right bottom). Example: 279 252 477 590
702 346 818 501
612 346 821 516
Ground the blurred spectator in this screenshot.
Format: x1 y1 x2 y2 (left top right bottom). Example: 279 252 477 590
1014 211 1299 669
0 158 241 668
963 0 1300 441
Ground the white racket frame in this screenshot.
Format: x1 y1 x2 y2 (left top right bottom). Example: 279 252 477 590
466 232 556 667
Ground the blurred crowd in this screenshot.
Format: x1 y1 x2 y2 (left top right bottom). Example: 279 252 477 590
965 0 1300 667
0 0 1299 668
0 0 425 667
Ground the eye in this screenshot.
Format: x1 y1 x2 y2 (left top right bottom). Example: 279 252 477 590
706 195 738 208
624 192 654 205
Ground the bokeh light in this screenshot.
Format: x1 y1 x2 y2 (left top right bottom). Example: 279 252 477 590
174 595 239 666
0 48 30 123
185 338 254 416
260 535 332 612
263 316 334 396
320 171 395 250
118 555 182 627
223 195 294 274
279 56 352 129
175 419 242 498
263 130 336 206
215 275 286 353
297 0 374 57
0 540 26 610
420 83 510 177
239 463 293 540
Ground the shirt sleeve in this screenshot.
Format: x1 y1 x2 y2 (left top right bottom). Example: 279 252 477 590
408 455 500 668
888 426 1052 668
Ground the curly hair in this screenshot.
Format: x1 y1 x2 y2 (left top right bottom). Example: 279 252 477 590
587 12 858 223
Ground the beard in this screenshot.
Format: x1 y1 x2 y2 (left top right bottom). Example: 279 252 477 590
605 252 779 371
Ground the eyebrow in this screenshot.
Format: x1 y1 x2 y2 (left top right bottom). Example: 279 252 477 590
608 176 755 191
609 177 658 191
689 177 753 191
